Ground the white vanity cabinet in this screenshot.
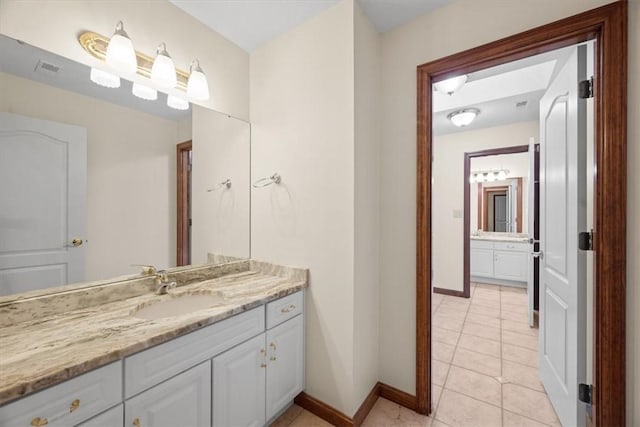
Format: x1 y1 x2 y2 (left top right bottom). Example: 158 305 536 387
213 292 305 427
471 240 529 285
125 362 211 427
76 404 123 427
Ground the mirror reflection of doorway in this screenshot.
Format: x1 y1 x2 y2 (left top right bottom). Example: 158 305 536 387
491 190 507 232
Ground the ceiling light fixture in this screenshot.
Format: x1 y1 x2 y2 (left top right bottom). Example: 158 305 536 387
470 169 509 184
187 59 210 100
167 94 189 110
151 43 177 88
434 74 468 95
90 67 120 88
132 82 157 100
448 108 480 127
105 21 137 74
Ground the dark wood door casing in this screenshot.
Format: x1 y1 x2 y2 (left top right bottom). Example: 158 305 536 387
416 2 627 424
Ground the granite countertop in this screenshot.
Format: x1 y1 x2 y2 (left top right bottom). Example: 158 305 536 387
470 232 529 243
0 260 308 405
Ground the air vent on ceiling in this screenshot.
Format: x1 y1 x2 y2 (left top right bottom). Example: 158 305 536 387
516 100 528 108
34 60 61 78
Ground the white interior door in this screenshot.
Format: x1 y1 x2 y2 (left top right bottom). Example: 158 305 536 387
0 112 86 295
527 137 536 327
538 45 587 426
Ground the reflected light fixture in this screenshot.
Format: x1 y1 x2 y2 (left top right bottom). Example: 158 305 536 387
167 94 189 110
187 59 210 100
90 67 120 88
434 74 468 95
498 170 507 180
151 43 177 88
105 21 137 74
448 108 480 127
132 82 157 100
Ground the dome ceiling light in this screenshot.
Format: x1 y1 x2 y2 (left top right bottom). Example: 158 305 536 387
434 74 468 95
447 108 480 127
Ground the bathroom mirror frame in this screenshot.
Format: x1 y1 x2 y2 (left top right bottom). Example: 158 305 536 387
416 2 627 424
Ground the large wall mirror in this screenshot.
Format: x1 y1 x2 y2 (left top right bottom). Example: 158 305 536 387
0 34 250 297
470 151 529 234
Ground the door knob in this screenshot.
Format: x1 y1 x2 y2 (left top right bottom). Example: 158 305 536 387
71 238 83 247
528 237 540 244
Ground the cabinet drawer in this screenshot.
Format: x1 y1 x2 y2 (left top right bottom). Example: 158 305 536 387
470 239 494 249
0 361 122 427
493 241 529 252
266 291 303 329
124 306 264 398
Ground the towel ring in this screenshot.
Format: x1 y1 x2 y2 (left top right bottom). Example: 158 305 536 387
207 179 232 192
253 173 282 188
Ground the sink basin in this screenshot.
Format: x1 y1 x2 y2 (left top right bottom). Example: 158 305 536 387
133 293 226 320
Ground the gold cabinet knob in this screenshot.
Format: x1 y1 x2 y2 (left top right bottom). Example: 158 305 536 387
133 418 141 427
31 418 48 426
70 399 80 412
281 304 296 313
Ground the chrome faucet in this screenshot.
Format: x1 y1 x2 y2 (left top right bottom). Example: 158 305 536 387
154 270 177 295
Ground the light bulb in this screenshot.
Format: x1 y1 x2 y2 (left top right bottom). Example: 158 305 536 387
90 67 120 88
132 82 157 100
498 170 507 180
151 43 177 88
167 95 189 110
187 59 210 100
105 21 137 74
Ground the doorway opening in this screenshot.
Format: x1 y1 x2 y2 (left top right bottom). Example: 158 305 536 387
416 2 627 426
177 140 192 266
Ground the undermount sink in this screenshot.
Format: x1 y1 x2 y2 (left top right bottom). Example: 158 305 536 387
133 293 227 320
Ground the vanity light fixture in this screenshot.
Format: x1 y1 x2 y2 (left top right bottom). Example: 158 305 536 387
448 108 480 127
151 43 177 88
434 74 468 95
187 59 210 101
470 169 509 184
105 21 137 74
90 67 120 88
167 94 189 110
132 82 158 101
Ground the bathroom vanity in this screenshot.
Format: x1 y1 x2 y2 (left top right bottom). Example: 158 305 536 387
0 260 307 427
470 234 529 286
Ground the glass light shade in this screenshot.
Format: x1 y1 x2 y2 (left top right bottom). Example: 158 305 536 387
187 60 210 100
498 170 507 180
469 174 475 184
105 21 137 74
132 82 157 100
486 172 496 182
434 74 468 95
448 108 479 127
90 67 120 88
151 44 177 88
481 173 489 182
167 95 189 110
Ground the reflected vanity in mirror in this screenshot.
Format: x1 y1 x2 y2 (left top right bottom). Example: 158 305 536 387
0 34 250 297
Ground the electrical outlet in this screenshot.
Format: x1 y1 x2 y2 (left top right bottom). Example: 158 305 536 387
453 209 462 218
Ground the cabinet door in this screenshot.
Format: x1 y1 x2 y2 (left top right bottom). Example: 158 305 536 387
266 315 304 421
213 333 266 427
470 248 494 277
76 404 123 427
494 250 528 282
125 361 211 427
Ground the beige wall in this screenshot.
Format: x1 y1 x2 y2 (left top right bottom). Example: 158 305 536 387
432 122 536 292
1 71 179 281
0 0 249 120
353 1 381 416
378 1 639 423
250 0 358 415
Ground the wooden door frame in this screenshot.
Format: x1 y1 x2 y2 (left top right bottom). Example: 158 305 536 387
416 2 627 425
176 140 192 266
462 144 529 298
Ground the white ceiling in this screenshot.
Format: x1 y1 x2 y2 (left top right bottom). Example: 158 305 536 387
170 0 451 52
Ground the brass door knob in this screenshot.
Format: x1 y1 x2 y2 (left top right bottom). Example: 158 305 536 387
71 238 83 247
133 418 141 427
31 418 48 426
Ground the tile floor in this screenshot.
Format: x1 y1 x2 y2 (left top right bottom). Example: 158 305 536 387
271 283 561 427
